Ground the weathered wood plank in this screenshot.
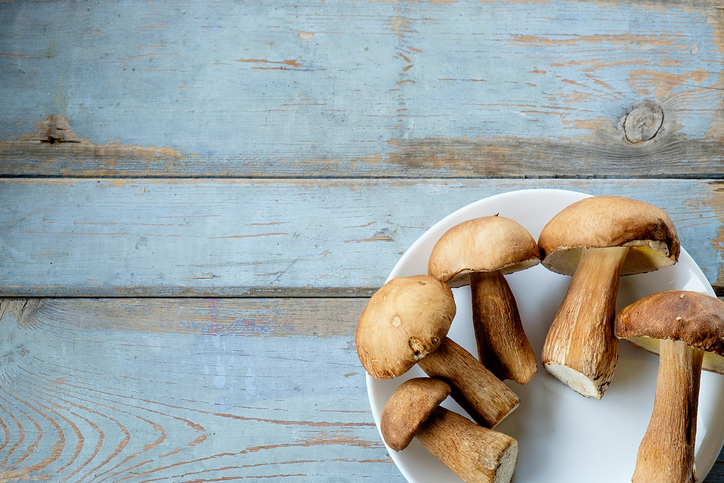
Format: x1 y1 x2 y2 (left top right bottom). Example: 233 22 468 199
4 2 722 482
2 178 724 297
0 298 403 482
712 462 724 482
1 1 722 178
0 297 722 482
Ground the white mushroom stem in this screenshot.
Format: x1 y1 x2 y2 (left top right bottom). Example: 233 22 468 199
542 245 629 398
418 337 520 428
632 338 703 483
416 407 518 483
470 270 537 384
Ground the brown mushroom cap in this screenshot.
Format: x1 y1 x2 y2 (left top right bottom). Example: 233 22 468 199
356 275 456 379
380 377 451 451
428 215 541 288
615 290 724 374
538 196 679 276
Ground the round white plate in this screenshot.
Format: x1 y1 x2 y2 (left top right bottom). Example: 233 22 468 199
366 188 724 483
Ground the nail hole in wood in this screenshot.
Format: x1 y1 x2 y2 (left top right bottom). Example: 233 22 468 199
42 136 62 145
41 135 80 145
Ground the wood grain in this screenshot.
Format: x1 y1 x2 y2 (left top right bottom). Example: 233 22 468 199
1 297 723 482
2 178 723 297
0 298 397 482
2 0 724 481
0 1 722 178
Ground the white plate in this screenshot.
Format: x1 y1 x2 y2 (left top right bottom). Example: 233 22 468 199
366 188 724 483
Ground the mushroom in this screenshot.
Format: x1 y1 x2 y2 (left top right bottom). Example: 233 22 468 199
381 377 518 483
614 290 724 483
356 275 520 428
537 196 679 398
428 215 540 384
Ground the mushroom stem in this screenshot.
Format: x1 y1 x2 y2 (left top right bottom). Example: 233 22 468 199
418 337 520 428
632 338 703 483
542 245 629 398
416 407 518 483
470 270 537 384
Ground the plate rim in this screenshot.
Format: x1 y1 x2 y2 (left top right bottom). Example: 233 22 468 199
365 188 721 482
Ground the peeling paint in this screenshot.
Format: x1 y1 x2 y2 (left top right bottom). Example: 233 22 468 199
628 68 711 99
234 58 303 68
0 115 190 174
703 183 724 291
1 2 721 177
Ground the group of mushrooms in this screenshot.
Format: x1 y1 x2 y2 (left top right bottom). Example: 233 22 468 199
355 195 724 483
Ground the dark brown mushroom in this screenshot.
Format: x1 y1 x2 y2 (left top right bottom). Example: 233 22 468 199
615 290 724 483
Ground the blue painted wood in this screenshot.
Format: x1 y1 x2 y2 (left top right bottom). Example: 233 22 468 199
1 179 723 296
0 298 402 482
1 0 723 481
0 298 722 482
1 1 722 177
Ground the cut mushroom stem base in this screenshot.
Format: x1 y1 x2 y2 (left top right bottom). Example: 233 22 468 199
470 270 537 384
632 338 703 483
417 407 518 483
418 337 520 428
542 246 629 398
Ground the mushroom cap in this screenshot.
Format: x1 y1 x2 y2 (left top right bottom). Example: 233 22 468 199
538 196 679 276
614 290 724 374
428 215 541 288
380 377 451 451
356 275 456 379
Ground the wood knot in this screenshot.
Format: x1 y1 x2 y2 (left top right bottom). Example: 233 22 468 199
623 101 664 144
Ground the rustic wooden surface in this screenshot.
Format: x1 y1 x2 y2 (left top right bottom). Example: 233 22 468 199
1 0 723 481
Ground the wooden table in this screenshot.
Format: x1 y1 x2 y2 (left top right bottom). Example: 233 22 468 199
1 1 723 481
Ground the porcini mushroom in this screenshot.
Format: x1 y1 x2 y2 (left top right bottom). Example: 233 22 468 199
614 290 724 483
381 377 518 483
538 196 679 398
428 215 540 384
356 275 520 428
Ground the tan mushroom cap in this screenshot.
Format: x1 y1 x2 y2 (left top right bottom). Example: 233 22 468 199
380 377 451 451
428 215 541 288
538 196 679 276
356 275 456 379
615 290 724 374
